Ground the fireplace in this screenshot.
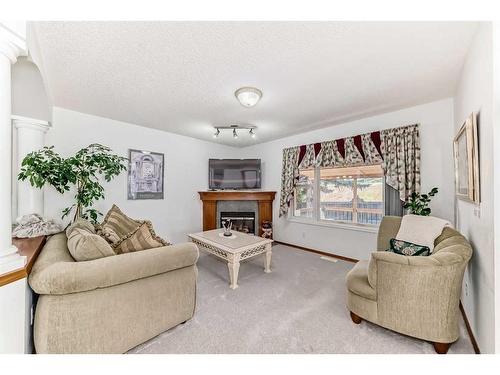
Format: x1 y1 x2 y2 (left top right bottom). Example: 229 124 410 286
220 212 256 234
198 191 276 238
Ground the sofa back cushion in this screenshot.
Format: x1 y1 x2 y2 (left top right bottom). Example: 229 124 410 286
67 226 116 261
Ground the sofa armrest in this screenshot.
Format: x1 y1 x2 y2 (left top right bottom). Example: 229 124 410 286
29 242 199 295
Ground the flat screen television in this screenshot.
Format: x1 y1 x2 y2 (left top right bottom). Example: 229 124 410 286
209 159 261 190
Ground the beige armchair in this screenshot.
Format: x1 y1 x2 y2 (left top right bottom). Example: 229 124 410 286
29 233 199 354
346 216 472 354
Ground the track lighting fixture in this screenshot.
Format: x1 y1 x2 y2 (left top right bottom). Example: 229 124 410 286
211 125 257 139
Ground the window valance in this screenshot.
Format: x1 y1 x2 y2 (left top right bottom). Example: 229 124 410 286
279 124 420 217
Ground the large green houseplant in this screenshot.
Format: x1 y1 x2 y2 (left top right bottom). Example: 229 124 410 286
18 143 127 223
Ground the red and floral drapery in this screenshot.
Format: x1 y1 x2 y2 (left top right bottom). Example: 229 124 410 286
279 124 420 217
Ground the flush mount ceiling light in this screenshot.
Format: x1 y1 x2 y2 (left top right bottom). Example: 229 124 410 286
212 124 257 140
235 87 262 107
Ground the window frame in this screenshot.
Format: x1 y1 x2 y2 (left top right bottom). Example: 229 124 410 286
289 165 384 233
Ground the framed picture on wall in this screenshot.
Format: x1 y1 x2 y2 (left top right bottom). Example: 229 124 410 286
128 149 164 200
453 113 480 203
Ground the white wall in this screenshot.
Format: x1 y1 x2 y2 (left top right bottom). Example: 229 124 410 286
241 99 455 261
44 107 236 244
454 23 495 354
494 22 500 355
11 57 51 122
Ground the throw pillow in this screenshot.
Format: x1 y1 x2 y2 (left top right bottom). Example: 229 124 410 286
67 227 116 261
387 238 431 257
113 221 170 254
97 204 141 243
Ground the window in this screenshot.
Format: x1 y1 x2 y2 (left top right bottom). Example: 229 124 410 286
293 164 384 227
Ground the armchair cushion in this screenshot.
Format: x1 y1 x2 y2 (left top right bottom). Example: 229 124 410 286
346 260 376 301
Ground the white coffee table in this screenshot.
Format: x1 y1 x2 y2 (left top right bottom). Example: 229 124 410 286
188 229 273 289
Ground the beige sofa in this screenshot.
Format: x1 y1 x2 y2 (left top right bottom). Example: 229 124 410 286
29 232 199 354
346 216 472 354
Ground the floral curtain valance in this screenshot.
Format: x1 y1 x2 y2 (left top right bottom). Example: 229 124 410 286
279 124 421 217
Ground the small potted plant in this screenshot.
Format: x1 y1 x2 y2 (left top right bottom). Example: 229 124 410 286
403 187 439 216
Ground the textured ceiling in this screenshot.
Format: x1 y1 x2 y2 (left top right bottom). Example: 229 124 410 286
30 21 478 147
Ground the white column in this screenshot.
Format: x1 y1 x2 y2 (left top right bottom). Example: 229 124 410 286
0 24 27 274
13 116 51 218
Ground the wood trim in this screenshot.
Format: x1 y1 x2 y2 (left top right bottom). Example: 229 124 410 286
459 301 480 354
273 240 359 263
0 268 26 287
0 236 46 287
199 191 276 202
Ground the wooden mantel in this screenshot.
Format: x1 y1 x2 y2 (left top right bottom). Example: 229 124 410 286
198 191 276 237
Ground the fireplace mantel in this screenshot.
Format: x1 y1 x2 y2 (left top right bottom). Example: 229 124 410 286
198 191 276 237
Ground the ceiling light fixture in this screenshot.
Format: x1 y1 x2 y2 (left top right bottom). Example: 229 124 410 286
235 87 262 107
211 124 257 140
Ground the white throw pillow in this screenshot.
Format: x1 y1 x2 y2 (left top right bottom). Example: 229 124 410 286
395 214 451 252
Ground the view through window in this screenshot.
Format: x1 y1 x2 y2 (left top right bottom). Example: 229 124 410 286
293 164 384 226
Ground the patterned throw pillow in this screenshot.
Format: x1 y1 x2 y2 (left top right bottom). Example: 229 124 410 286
113 221 170 254
387 238 431 256
97 204 141 245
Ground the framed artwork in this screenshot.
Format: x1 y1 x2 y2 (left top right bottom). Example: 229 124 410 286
453 113 480 203
128 149 164 200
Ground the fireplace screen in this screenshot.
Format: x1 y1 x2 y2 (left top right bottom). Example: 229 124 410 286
220 212 256 235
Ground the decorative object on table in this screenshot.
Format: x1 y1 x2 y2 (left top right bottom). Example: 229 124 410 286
453 112 480 203
18 144 127 224
403 187 438 216
222 220 233 237
12 214 62 238
128 149 164 200
261 220 273 239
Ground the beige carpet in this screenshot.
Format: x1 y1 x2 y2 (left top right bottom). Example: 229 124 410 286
128 244 475 354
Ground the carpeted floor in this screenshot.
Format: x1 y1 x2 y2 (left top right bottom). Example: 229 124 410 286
128 244 475 354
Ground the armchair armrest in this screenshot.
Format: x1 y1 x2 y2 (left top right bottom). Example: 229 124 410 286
29 242 199 295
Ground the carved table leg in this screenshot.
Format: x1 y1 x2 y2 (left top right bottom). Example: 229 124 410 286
228 254 240 289
433 342 451 354
264 243 272 273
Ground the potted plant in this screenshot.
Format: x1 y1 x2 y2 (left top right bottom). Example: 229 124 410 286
18 143 127 223
403 187 439 216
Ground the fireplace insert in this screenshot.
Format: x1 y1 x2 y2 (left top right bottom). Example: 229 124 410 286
220 211 256 235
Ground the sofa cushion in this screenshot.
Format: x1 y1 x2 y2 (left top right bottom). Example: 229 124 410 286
346 260 377 301
387 238 430 256
98 204 141 244
66 218 96 237
114 221 170 254
67 227 116 261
